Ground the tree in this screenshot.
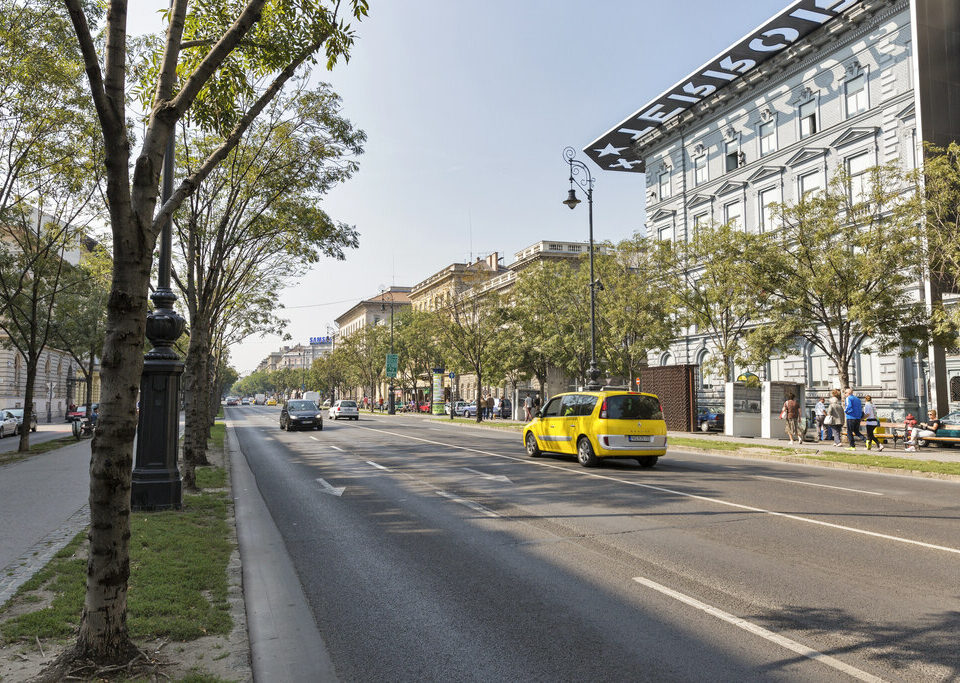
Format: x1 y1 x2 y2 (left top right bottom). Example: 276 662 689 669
50 240 112 422
339 324 388 410
919 142 960 342
431 291 501 422
670 220 773 382
749 163 927 388
392 309 439 405
595 236 678 384
0 1 102 452
58 0 368 668
173 84 362 489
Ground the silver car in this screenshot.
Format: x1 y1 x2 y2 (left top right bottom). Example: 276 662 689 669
0 411 19 438
329 399 359 421
6 408 37 434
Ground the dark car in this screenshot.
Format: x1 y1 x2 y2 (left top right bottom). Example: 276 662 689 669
6 408 37 434
697 409 724 432
280 399 323 431
498 398 512 419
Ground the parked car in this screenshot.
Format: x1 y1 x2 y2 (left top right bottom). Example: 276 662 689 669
0 411 18 438
5 408 37 434
225 396 240 406
266 397 277 406
66 403 99 421
329 399 359 420
523 390 667 468
697 409 724 432
280 399 323 431
241 397 252 405
461 402 477 417
498 398 512 419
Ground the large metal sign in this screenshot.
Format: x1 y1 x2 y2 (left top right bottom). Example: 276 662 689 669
584 0 862 173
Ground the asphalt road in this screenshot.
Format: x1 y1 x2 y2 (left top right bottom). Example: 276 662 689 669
0 421 74 454
230 406 960 682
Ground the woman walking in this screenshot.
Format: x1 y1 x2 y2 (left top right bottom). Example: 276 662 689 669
826 390 845 447
782 392 802 445
862 395 884 451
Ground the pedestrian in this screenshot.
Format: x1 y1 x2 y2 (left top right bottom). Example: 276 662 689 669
492 396 500 419
905 410 941 452
862 395 884 451
824 390 845 446
843 387 864 450
485 394 494 420
781 392 802 445
378 396 384 412
524 394 533 421
814 395 826 441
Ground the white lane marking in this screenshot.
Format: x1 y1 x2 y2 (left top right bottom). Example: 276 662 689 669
353 425 960 556
315 477 345 497
463 467 512 484
437 491 500 518
755 475 883 496
330 445 344 451
632 576 884 682
309 436 319 441
367 461 390 471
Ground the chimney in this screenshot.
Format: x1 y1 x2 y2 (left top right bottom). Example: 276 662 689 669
486 252 498 269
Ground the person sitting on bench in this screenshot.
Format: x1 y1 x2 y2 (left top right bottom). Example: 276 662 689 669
905 410 941 452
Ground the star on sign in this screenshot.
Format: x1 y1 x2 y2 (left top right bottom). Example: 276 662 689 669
595 143 627 158
610 158 643 170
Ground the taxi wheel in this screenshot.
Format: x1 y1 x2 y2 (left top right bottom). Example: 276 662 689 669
525 432 541 457
637 456 658 468
577 437 600 467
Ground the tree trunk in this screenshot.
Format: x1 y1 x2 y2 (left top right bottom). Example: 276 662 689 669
182 317 212 490
16 354 38 452
475 371 483 423
73 245 152 664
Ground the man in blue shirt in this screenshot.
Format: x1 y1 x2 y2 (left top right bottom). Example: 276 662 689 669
844 387 864 449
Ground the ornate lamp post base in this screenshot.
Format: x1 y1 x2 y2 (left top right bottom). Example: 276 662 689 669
131 289 185 511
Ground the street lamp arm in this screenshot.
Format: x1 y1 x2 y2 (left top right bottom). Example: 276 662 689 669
563 146 594 194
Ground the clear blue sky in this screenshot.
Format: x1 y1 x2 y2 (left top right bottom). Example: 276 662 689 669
130 1 789 374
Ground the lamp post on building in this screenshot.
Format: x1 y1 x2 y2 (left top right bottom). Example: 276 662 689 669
132 105 184 511
562 146 601 390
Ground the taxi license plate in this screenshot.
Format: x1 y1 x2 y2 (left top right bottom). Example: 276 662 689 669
628 435 652 443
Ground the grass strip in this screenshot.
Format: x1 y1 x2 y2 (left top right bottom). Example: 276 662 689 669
0 436 81 466
196 465 227 489
432 417 525 431
209 422 225 449
0 490 233 644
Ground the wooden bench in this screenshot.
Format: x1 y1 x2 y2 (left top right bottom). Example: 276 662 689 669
832 422 902 447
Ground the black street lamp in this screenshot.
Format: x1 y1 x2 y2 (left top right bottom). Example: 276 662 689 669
562 146 601 391
381 289 396 415
132 124 185 511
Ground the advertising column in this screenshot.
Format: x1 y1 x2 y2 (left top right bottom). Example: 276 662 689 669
432 369 445 415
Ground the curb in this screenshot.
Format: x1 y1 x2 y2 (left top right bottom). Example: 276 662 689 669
226 418 339 682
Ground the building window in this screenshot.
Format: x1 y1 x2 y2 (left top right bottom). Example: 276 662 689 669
725 139 740 172
660 351 674 367
769 356 787 382
846 151 872 202
694 154 707 186
758 187 778 232
759 119 776 156
549 243 563 251
845 74 868 117
799 99 817 138
809 350 833 388
657 223 673 242
723 201 742 229
659 169 671 199
567 244 582 252
799 170 823 198
693 212 709 235
858 348 882 386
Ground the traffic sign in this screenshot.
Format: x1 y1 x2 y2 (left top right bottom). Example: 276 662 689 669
449 372 455 379
385 353 399 378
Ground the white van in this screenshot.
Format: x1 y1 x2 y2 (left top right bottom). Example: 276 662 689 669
302 391 321 405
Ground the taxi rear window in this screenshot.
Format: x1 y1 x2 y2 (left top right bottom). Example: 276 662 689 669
605 395 662 420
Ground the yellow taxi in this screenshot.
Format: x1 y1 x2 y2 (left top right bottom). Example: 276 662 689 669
266 397 277 406
523 390 667 468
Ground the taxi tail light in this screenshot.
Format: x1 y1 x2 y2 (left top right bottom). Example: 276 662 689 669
599 399 608 419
